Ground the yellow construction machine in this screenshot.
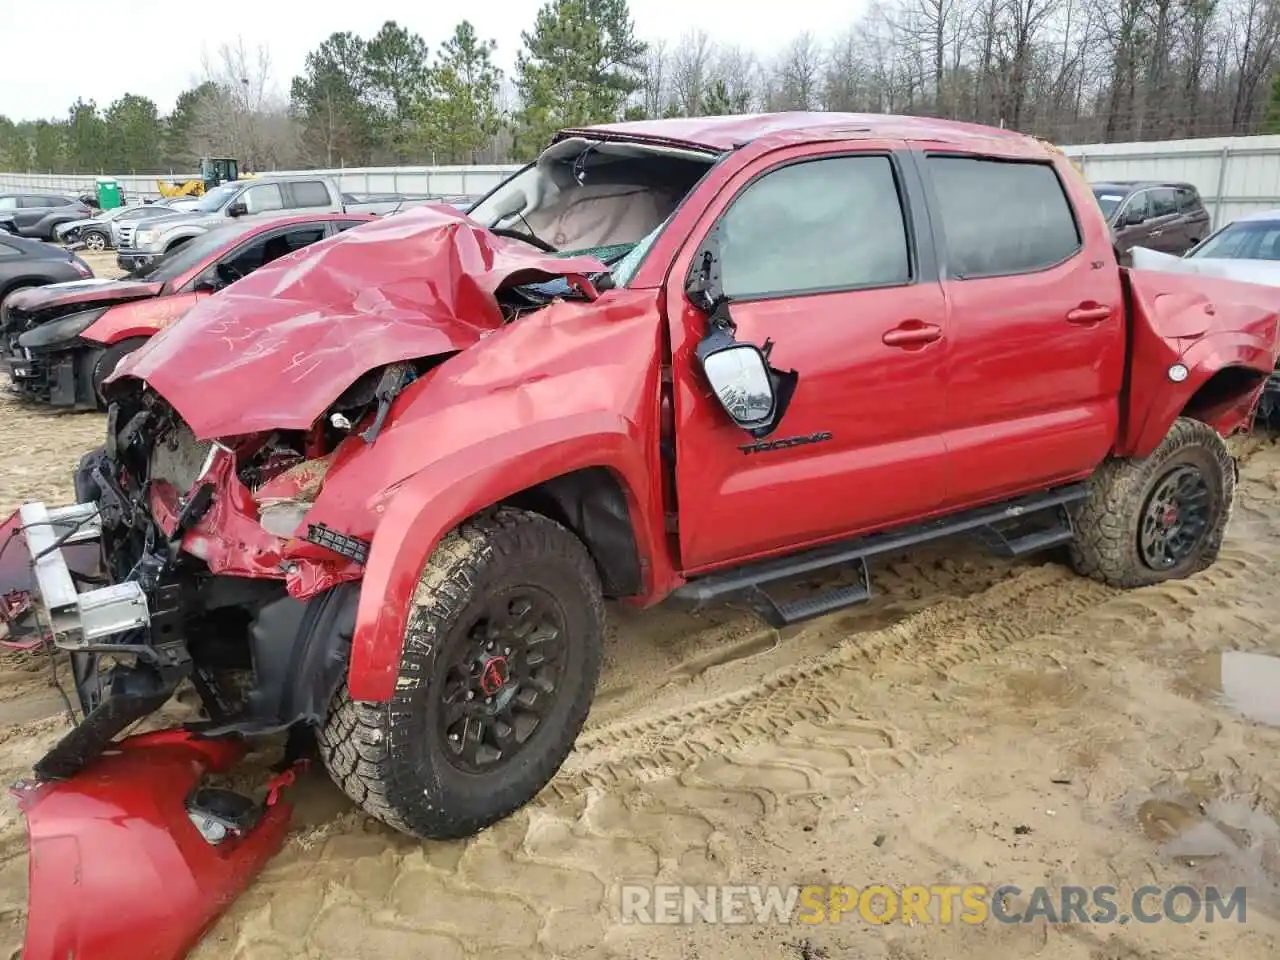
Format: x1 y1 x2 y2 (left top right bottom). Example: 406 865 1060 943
156 158 257 198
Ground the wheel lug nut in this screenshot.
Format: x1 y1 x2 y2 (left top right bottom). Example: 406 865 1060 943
465 691 474 701
504 647 511 655
485 696 492 704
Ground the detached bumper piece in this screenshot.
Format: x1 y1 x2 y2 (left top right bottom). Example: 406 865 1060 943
11 502 192 781
19 501 149 647
13 731 300 960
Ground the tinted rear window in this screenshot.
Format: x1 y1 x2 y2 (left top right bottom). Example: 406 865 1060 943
929 157 1082 278
290 181 332 208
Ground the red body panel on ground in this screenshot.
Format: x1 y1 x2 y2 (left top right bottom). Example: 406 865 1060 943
13 731 295 960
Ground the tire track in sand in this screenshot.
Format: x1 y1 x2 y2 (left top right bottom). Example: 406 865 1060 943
553 562 1122 799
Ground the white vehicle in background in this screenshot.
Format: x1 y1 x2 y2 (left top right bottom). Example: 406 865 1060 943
54 204 183 251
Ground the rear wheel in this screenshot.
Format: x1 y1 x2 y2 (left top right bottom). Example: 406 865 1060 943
319 508 605 839
1069 417 1234 588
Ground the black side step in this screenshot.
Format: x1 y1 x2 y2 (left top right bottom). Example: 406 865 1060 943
672 482 1088 627
977 505 1077 558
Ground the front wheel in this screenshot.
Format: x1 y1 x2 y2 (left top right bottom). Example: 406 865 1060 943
1069 417 1234 588
84 337 149 410
319 508 605 840
82 230 108 251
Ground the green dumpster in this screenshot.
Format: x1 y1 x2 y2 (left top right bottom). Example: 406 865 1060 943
95 176 122 211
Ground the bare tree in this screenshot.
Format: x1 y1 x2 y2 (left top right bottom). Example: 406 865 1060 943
189 38 297 170
672 31 714 115
641 40 670 119
773 32 825 109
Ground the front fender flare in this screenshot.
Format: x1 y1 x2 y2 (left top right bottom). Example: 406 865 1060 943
346 418 667 702
1118 330 1276 459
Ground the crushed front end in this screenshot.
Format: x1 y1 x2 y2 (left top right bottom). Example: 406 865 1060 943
8 385 375 782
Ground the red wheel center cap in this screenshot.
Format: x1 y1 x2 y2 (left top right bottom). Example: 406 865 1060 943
480 656 508 696
1161 504 1179 528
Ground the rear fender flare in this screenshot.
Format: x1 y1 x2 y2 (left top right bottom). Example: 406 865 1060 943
346 420 667 702
1118 331 1275 459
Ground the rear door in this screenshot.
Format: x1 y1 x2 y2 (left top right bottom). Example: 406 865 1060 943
921 152 1126 506
1177 186 1212 247
14 196 50 235
667 141 951 572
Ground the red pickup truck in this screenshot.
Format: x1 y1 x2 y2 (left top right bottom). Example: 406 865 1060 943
5 113 1278 846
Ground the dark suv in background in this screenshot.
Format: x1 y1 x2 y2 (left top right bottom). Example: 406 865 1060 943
1091 180 1211 255
0 193 94 242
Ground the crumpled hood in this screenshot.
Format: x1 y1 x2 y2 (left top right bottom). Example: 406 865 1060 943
5 277 163 318
109 205 608 440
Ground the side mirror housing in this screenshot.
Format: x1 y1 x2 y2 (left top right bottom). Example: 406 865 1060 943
1123 209 1145 226
193 272 219 293
226 200 247 218
695 323 797 438
685 243 723 312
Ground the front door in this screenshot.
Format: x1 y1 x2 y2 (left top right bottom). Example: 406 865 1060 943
666 144 951 573
1112 189 1151 252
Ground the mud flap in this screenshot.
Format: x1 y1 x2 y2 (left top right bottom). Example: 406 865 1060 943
12 730 298 960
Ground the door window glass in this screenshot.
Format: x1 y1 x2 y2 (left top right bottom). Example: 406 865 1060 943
926 157 1081 278
241 184 284 214
716 155 911 299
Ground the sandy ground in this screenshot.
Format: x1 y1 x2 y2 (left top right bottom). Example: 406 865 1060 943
1 260 1278 957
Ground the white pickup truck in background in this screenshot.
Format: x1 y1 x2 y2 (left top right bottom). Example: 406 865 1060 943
117 175 474 274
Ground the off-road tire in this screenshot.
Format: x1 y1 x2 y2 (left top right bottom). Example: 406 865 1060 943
1069 417 1234 588
86 337 148 409
319 507 605 840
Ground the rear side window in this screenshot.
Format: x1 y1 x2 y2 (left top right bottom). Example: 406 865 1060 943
40 196 69 206
19 196 48 208
927 157 1081 278
1150 188 1179 217
289 181 332 208
1177 187 1202 213
716 155 911 299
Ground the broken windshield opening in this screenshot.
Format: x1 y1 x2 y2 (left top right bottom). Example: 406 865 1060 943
470 138 716 260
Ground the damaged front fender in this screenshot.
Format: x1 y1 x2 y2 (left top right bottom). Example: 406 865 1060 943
289 290 678 702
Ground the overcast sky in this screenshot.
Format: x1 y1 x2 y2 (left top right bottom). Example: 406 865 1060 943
0 0 865 121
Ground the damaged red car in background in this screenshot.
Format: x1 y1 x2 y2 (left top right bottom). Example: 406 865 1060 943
1 213 373 409
2 114 1279 958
